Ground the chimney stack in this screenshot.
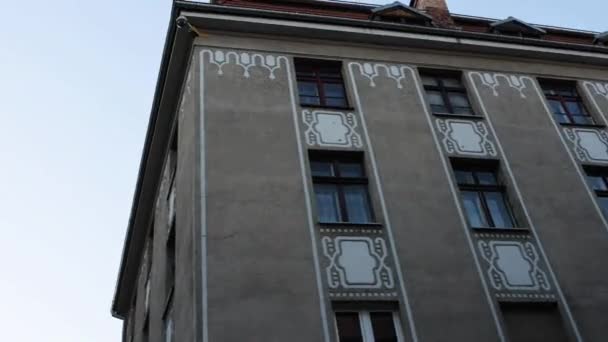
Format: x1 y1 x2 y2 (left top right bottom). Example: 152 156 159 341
410 0 455 28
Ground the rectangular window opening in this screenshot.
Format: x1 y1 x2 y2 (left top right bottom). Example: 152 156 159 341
333 302 403 342
309 151 375 224
500 302 570 342
295 58 349 109
451 159 518 229
539 79 595 126
419 70 475 116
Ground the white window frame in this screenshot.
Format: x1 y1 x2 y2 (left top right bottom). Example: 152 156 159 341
334 310 404 342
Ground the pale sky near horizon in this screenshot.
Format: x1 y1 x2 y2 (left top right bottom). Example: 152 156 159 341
0 1 604 341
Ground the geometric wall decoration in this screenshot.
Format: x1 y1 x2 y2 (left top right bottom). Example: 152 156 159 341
349 62 410 89
478 240 551 292
469 72 530 98
303 110 363 148
436 118 498 157
584 81 608 100
321 236 394 289
200 48 286 80
564 127 608 163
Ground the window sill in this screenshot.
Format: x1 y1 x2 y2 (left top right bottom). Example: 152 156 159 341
432 112 483 120
300 104 355 111
319 221 383 229
558 122 606 129
471 227 530 234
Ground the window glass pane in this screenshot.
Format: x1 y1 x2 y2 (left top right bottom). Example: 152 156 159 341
326 97 348 108
427 91 445 106
598 197 608 218
311 161 334 177
484 192 515 228
557 88 576 97
430 104 448 113
298 81 319 96
587 176 607 191
548 100 566 115
572 115 594 125
441 77 463 88
335 312 363 342
462 191 488 228
300 96 320 106
324 83 346 98
453 106 474 115
421 75 438 86
339 162 364 178
344 185 373 223
448 92 471 108
554 113 570 124
314 184 342 222
370 312 398 342
565 101 585 115
476 171 498 185
455 170 475 185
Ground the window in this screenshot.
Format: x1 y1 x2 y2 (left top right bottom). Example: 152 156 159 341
335 310 402 342
295 59 348 108
163 296 174 342
500 303 569 342
540 80 594 125
167 137 177 230
420 71 475 115
453 163 516 229
165 227 176 298
310 152 374 224
585 167 608 217
142 316 150 342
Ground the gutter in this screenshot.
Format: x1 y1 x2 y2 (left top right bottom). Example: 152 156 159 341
111 6 197 318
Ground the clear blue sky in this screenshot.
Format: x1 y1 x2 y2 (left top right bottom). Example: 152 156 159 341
0 1 604 341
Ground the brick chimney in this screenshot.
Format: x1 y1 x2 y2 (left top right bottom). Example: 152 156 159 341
410 0 455 28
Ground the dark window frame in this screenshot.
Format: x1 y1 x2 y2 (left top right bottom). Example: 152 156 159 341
452 160 518 229
333 302 402 342
540 79 595 126
310 151 376 224
420 70 476 116
584 166 608 214
295 58 350 109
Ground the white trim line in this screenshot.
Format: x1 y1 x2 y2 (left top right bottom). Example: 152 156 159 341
348 62 420 342
285 56 332 342
198 51 209 342
468 72 584 342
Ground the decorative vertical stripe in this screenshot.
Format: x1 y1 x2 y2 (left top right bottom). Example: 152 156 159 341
348 62 422 342
199 50 209 342
284 56 332 342
468 71 584 342
198 49 331 342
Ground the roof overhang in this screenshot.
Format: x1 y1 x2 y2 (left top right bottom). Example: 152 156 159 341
111 9 197 319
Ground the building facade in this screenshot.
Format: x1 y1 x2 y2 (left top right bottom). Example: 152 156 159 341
111 1 608 341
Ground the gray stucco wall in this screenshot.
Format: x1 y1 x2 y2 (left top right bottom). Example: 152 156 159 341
200 47 325 342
